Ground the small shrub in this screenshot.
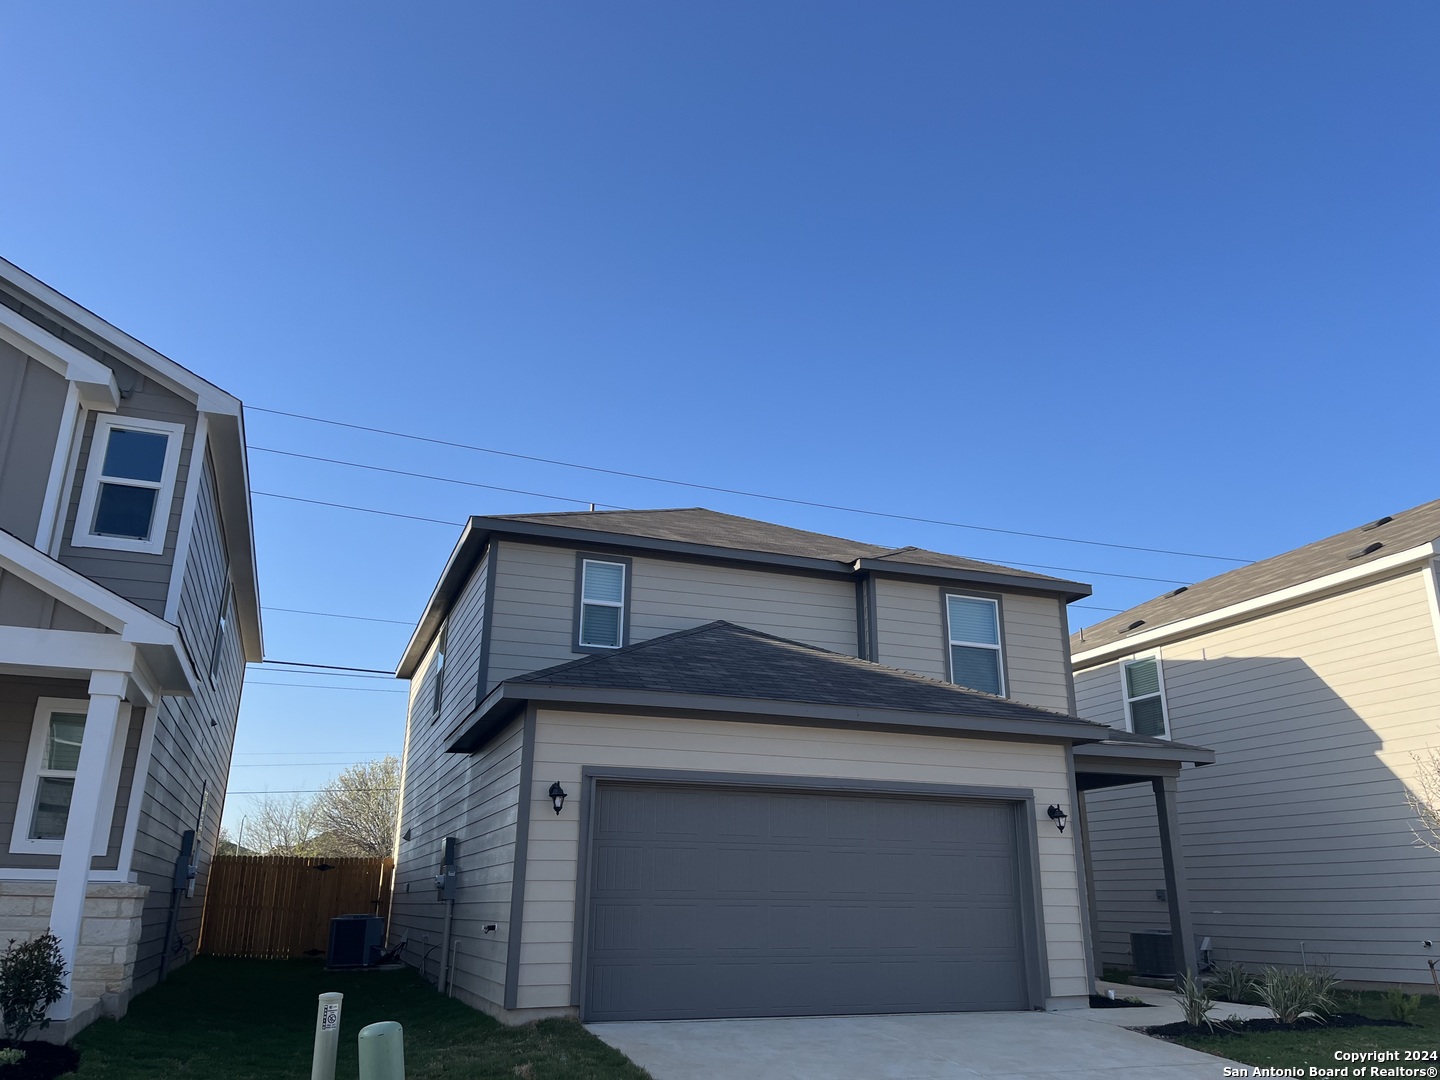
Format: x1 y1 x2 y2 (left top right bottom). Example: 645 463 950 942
1174 972 1216 1028
1255 965 1339 1025
0 933 67 1042
1211 962 1256 1004
0 1048 24 1066
1384 987 1422 1023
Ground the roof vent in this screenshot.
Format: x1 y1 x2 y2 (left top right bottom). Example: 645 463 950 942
1348 541 1383 560
1168 586 1189 598
1123 619 1145 633
1361 516 1393 532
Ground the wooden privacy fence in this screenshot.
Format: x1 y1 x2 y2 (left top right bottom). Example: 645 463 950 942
199 855 395 959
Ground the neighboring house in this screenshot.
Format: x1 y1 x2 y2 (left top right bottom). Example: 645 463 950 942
1072 499 1440 987
0 259 261 1034
390 508 1211 1023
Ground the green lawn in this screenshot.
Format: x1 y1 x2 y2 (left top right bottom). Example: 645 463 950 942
70 958 652 1080
1170 990 1440 1070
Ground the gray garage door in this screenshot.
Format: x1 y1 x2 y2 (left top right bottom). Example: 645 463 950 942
583 782 1030 1021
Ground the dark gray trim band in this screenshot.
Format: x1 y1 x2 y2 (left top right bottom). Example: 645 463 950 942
854 577 869 661
568 767 1049 1017
1065 743 1096 993
571 551 633 654
502 705 537 1011
1058 598 1080 718
475 542 498 706
447 683 1110 754
865 574 879 662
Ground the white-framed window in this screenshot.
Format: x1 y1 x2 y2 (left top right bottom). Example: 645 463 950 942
9 698 125 857
209 583 233 682
945 593 1005 696
577 557 628 650
1122 655 1170 739
431 623 447 722
72 414 186 554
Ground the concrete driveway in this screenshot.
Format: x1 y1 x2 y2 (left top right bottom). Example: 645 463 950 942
587 1010 1244 1080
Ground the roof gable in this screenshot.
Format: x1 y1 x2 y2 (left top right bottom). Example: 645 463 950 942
1072 497 1440 657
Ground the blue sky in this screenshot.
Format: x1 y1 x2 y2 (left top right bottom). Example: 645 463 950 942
2 2 1436 835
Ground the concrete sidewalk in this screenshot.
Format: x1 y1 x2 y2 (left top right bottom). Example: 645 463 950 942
588 1008 1248 1079
1084 979 1274 1028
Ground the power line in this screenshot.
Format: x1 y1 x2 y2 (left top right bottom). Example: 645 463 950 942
255 659 395 675
230 761 384 768
249 404 1254 564
228 788 398 795
254 488 1192 585
250 445 628 510
244 681 406 694
264 605 413 627
234 750 398 757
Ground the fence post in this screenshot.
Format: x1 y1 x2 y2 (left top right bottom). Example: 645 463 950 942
311 992 343 1080
358 1021 405 1080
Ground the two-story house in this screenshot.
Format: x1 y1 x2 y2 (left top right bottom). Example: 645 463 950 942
390 508 1212 1024
0 258 260 1035
1072 499 1440 989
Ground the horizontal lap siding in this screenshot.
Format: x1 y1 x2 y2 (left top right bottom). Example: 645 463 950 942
1079 568 1440 983
519 710 1085 1010
131 454 244 992
875 579 1073 712
486 542 859 693
0 341 65 545
391 553 524 1009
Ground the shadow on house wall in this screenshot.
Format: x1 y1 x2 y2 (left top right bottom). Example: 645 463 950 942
1083 654 1440 987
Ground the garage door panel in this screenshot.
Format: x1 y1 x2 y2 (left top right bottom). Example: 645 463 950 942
585 783 1030 1021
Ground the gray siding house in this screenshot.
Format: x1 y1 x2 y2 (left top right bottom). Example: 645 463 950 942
1072 500 1440 987
0 259 261 1034
390 509 1211 1023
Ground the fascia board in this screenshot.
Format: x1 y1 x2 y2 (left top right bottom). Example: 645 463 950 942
0 258 239 412
446 681 1111 753
0 627 135 675
205 411 263 660
0 302 119 408
1072 541 1440 668
854 559 1092 601
1073 740 1216 767
396 522 482 678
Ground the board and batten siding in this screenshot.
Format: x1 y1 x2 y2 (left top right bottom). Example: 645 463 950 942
484 541 858 693
129 453 245 992
0 570 109 634
0 339 66 546
873 577 1073 713
515 710 1087 1013
56 365 195 618
391 551 528 1010
1077 566 1440 985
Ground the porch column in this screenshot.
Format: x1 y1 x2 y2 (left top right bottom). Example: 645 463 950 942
1152 775 1198 980
49 669 128 1020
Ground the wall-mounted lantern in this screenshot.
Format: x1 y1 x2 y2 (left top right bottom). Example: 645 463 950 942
1047 805 1069 833
548 782 568 815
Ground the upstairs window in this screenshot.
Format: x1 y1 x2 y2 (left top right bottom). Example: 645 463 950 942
1123 656 1169 738
73 414 185 554
576 556 629 650
945 593 1005 696
209 583 233 682
431 623 447 722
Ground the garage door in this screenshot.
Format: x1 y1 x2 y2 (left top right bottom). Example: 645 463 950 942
582 782 1031 1021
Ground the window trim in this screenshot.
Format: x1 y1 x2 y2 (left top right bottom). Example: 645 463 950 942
573 552 632 653
431 622 447 723
9 697 126 858
1121 653 1171 740
942 590 1007 697
208 582 234 684
71 413 186 555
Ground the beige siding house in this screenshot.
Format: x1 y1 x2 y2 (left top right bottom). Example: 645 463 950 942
390 509 1211 1023
0 259 261 1035
1072 500 1440 987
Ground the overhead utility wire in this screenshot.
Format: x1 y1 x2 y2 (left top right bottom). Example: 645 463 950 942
249 405 1253 564
255 488 1191 586
264 606 413 626
228 787 397 796
245 681 406 694
253 659 395 675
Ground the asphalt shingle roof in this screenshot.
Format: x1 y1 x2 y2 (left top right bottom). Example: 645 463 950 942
509 620 1094 727
1072 497 1440 654
492 507 1076 587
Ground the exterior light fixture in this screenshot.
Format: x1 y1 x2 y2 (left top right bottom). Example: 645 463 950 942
548 782 568 815
1047 805 1069 833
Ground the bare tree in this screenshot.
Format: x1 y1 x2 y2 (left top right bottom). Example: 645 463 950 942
312 755 401 858
1407 749 1440 853
244 792 322 856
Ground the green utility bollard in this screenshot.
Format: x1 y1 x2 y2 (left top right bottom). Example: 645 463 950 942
358 1021 405 1080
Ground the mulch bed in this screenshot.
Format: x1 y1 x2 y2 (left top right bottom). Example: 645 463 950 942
1146 1013 1412 1038
1090 994 1155 1009
0 1040 81 1080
